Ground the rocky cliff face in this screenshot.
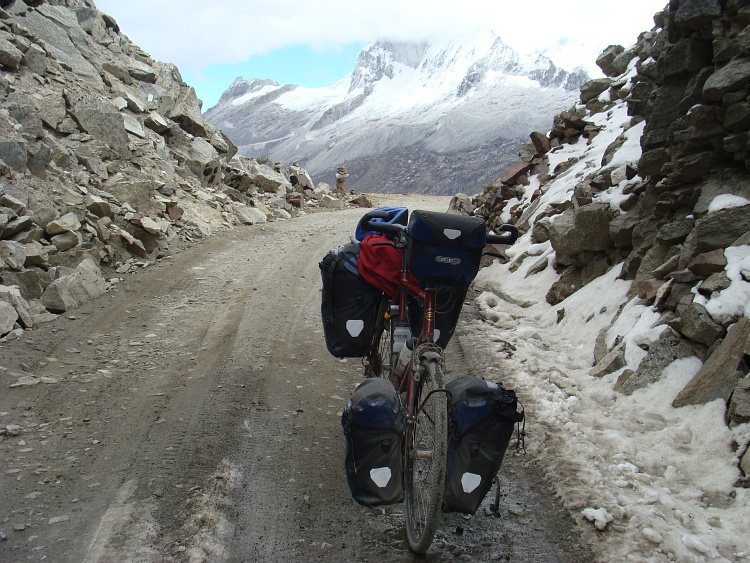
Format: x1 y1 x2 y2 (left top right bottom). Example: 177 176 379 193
472 0 750 475
0 0 359 340
204 33 588 196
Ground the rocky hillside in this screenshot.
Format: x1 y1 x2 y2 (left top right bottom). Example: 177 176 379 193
0 0 367 342
204 33 588 196
472 0 750 486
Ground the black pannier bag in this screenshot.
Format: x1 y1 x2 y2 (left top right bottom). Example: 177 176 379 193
406 210 487 285
408 283 469 349
443 376 524 514
342 378 406 506
320 242 382 358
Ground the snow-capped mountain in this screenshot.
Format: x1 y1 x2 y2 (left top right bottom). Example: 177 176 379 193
205 31 588 195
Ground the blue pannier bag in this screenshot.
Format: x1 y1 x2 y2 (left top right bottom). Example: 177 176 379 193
443 376 524 514
355 206 408 241
406 210 486 285
342 378 406 506
319 242 382 358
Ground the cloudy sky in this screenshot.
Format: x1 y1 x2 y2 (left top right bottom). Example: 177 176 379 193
94 0 668 110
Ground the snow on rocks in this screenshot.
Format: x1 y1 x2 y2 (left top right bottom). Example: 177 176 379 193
468 7 750 560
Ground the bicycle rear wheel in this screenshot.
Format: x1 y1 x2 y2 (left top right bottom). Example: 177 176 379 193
405 358 447 554
367 299 393 379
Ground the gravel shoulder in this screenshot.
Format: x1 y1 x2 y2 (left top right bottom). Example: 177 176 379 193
0 197 593 562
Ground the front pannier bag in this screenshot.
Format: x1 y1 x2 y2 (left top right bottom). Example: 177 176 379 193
319 242 382 358
406 210 487 285
342 378 406 506
443 376 524 514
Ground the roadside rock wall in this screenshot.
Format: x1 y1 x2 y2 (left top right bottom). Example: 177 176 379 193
0 0 366 338
473 0 750 474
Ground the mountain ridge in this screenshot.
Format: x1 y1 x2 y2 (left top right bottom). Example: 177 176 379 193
205 32 589 195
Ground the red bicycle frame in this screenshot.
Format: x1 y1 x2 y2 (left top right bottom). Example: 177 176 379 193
388 267 437 412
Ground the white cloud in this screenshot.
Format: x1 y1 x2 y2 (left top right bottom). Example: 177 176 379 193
95 0 667 75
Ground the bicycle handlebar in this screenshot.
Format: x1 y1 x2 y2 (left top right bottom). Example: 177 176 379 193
358 210 519 245
359 209 407 237
486 224 518 246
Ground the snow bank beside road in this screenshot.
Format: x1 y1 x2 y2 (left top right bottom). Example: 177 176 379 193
475 255 749 561
471 94 750 561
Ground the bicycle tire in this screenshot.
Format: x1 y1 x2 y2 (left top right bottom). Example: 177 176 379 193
405 358 448 554
368 299 393 379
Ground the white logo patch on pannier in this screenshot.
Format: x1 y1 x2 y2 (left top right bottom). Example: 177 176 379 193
436 256 461 265
370 467 392 488
461 472 482 493
346 319 365 337
443 228 461 240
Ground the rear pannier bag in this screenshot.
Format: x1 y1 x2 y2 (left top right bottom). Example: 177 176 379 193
320 242 382 358
406 210 487 285
342 378 406 506
443 376 524 514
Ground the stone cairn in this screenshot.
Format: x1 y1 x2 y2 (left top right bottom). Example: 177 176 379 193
335 164 349 193
471 0 750 481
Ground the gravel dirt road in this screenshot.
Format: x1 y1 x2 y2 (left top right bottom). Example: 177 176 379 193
0 195 594 562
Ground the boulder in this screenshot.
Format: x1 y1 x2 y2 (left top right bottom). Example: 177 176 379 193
673 317 750 407
590 342 626 377
596 45 626 77
46 212 82 235
580 79 613 103
250 164 290 193
656 217 694 245
728 377 750 427
0 240 26 271
272 208 292 220
688 249 727 277
448 193 473 215
703 59 750 102
699 272 732 296
70 99 130 158
50 231 82 252
548 204 613 258
681 204 750 263
0 300 17 335
0 140 27 171
123 114 146 138
670 302 726 346
620 330 699 395
37 89 67 130
233 205 267 225
0 36 23 69
0 285 33 329
348 195 372 208
0 269 47 301
499 161 533 185
127 58 157 83
145 111 170 134
85 194 113 218
319 194 344 209
529 131 551 154
674 0 722 30
167 86 206 137
41 258 107 313
24 241 49 267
